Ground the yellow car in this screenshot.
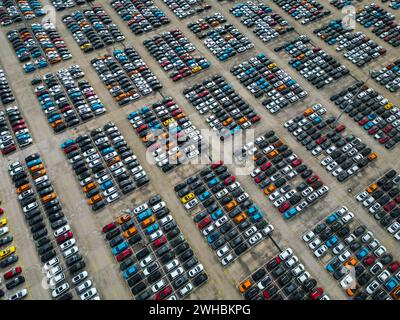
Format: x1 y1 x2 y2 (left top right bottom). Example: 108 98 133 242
163 118 175 127
80 43 92 50
181 193 195 204
0 218 7 227
384 102 394 110
0 246 15 260
192 66 202 73
267 63 277 69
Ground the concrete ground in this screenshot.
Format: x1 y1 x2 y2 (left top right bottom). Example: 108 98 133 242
0 0 399 300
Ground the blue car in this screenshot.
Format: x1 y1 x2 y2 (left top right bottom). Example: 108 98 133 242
199 191 211 202
284 208 298 220
211 209 223 220
112 241 128 255
207 178 220 188
100 180 113 191
206 231 220 244
137 209 152 222
326 236 338 248
326 258 339 273
326 213 338 224
27 158 42 168
123 265 138 279
61 139 75 149
247 205 259 215
251 212 263 222
145 223 159 235
101 147 114 155
356 247 369 260
384 277 399 291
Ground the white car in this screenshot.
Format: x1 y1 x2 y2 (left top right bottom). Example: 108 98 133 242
387 222 400 234
356 191 369 202
80 288 97 300
221 253 234 266
44 257 59 271
188 264 204 278
52 283 69 298
216 245 230 258
285 256 299 268
341 212 354 224
72 271 88 285
53 225 70 237
60 238 76 251
374 245 386 257
168 267 184 280
140 255 154 268
215 216 228 228
151 279 166 293
377 270 391 283
149 230 163 241
309 238 321 250
279 248 293 260
63 246 79 259
338 250 351 262
340 274 354 289
314 245 328 258
178 283 193 297
76 280 92 294
261 224 274 236
291 264 305 276
249 233 263 245
303 231 315 243
297 271 310 284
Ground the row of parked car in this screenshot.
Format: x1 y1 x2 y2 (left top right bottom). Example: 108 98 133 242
110 0 169 34
7 22 72 72
328 0 354 10
239 248 329 300
230 1 294 43
284 104 378 182
371 59 400 93
62 5 125 53
279 35 350 88
272 0 331 24
250 130 329 220
33 65 106 133
356 3 400 47
188 12 254 62
0 0 46 26
7 154 99 300
62 123 149 211
0 207 28 300
144 28 211 82
331 82 400 150
314 19 386 68
175 161 274 266
231 53 307 114
50 0 92 11
303 206 400 300
385 0 400 10
91 48 162 106
184 74 261 140
102 195 208 299
0 69 15 106
356 169 400 241
162 0 211 20
128 97 203 172
0 105 33 155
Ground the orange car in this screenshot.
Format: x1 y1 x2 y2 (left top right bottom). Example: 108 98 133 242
391 287 400 300
88 194 102 205
303 108 314 116
344 257 358 267
263 184 276 195
239 279 252 293
107 156 121 166
273 139 284 148
142 216 155 228
116 214 131 225
16 184 30 194
368 152 378 161
267 150 279 159
237 117 248 125
32 169 46 179
123 226 137 239
42 192 57 204
222 117 233 126
367 183 378 193
82 182 96 193
234 212 247 224
51 119 63 128
224 200 238 212
30 164 44 173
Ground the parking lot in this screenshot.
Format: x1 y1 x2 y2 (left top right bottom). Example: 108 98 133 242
0 0 399 300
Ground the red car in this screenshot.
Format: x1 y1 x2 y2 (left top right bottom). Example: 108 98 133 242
309 287 324 300
383 201 396 212
260 162 271 171
172 74 182 82
363 255 376 266
153 235 167 248
116 248 133 262
335 124 346 133
155 286 172 300
278 202 290 213
368 127 379 135
383 125 394 134
307 175 320 184
12 124 26 132
223 176 236 186
251 115 261 123
316 136 327 145
136 124 148 133
198 216 212 230
395 196 400 204
0 208 3 215
211 160 223 169
63 144 77 154
358 117 368 126
2 145 16 154
389 261 400 273
379 136 390 144
291 159 302 167
102 222 116 234
4 266 22 280
56 231 73 244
